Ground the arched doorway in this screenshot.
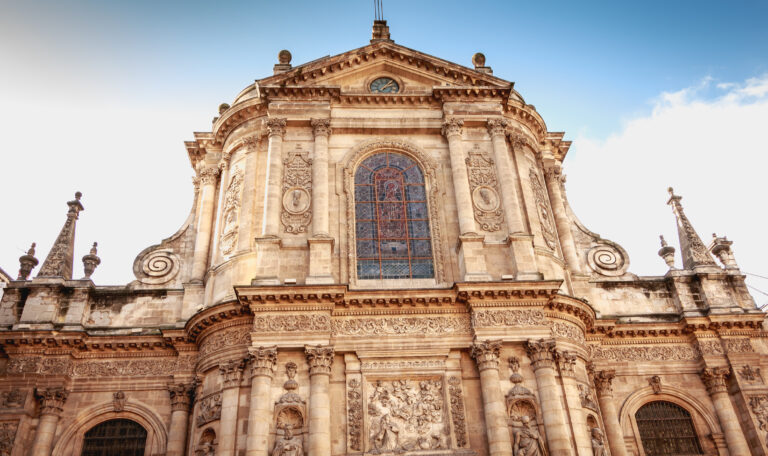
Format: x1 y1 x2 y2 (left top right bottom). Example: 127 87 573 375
81 419 147 456
635 401 703 455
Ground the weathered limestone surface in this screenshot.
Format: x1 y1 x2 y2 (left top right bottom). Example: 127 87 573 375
0 21 765 456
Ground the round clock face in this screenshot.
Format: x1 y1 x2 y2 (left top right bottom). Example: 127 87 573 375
370 77 400 94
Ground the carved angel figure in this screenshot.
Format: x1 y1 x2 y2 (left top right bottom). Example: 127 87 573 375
273 424 303 456
512 416 547 456
372 410 400 452
590 427 607 456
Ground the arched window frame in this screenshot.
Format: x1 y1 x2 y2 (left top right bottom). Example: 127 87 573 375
81 419 148 456
343 139 446 288
634 401 703 455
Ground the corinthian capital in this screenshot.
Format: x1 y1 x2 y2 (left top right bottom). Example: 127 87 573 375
305 345 334 375
219 359 245 389
471 339 502 371
441 118 464 138
198 166 221 185
168 382 195 412
36 386 69 416
486 118 508 137
267 117 287 138
311 118 332 138
525 338 557 371
242 134 261 151
593 370 616 397
701 366 731 394
249 346 278 378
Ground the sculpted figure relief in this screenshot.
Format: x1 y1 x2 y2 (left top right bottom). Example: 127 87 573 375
368 379 446 453
273 424 304 456
590 427 607 456
512 415 547 456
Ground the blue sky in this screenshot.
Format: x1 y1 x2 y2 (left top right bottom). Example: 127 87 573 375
1 1 767 303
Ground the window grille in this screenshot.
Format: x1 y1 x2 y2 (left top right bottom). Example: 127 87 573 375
81 419 147 456
635 401 703 455
354 152 434 279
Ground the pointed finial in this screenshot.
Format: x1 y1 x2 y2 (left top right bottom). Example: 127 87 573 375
37 192 86 279
17 242 39 280
657 235 676 269
666 187 717 270
82 242 101 279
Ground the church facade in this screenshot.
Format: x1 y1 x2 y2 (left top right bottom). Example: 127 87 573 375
1 21 766 456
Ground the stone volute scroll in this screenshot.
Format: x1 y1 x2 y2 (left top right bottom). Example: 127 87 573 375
281 146 312 234
465 144 504 232
586 240 630 277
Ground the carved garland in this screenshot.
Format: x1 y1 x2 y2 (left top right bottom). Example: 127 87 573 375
343 139 446 285
281 148 312 234
332 316 471 336
448 377 468 447
347 379 363 451
253 314 331 333
465 145 503 231
529 168 557 250
220 168 244 255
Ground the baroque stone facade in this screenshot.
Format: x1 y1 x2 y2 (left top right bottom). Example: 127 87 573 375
1 20 766 456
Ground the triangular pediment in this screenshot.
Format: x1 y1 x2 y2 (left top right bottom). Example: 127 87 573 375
254 41 512 95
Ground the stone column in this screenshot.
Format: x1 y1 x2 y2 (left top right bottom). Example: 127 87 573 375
167 382 194 456
237 135 261 253
487 119 539 279
442 118 490 281
593 370 627 456
525 339 573 456
30 387 69 456
263 118 287 237
191 165 221 282
470 340 513 456
246 346 278 456
305 345 334 456
218 359 245 456
542 163 582 273
700 367 751 454
307 119 334 284
555 351 591 456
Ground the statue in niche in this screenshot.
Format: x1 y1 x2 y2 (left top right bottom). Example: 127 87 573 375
590 427 607 456
511 415 547 456
273 424 304 456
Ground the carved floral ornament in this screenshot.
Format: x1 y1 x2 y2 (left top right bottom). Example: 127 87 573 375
281 147 312 234
528 168 557 250
220 168 244 255
342 138 446 284
465 144 504 231
0 421 18 454
347 379 363 451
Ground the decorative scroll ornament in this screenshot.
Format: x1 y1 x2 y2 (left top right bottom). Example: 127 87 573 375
367 379 447 452
0 421 18 454
347 379 363 451
332 316 470 336
472 309 545 328
465 145 503 231
529 169 557 250
589 344 699 362
220 168 244 255
281 148 312 234
254 314 331 333
137 249 180 285
587 242 629 277
197 392 222 427
248 346 277 378
448 377 468 447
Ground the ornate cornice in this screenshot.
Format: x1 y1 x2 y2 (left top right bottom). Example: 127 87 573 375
185 301 252 342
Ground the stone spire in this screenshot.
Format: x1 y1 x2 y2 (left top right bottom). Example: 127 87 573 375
37 192 84 279
17 243 39 280
666 187 716 270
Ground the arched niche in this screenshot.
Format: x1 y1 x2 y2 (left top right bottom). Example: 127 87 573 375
341 138 448 288
52 400 167 456
618 385 722 455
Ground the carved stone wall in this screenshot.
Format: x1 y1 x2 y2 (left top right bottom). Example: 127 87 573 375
281 149 312 234
465 145 503 232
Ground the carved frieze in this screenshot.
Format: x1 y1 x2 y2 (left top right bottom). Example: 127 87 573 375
254 314 331 333
197 392 222 427
219 168 244 255
588 344 699 362
347 379 363 451
7 356 197 377
199 326 251 357
549 321 585 344
0 421 18 454
740 365 763 383
361 360 445 371
281 149 312 234
448 377 468 447
332 316 470 336
368 379 447 452
471 309 545 328
529 168 557 250
465 145 503 232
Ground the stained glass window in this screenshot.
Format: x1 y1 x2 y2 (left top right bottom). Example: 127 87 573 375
81 419 147 456
355 152 434 279
636 401 703 455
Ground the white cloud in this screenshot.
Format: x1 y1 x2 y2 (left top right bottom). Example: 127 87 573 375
566 74 768 305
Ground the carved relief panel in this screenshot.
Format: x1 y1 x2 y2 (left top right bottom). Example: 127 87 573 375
466 145 503 232
281 148 312 234
529 168 557 250
196 392 222 427
0 421 19 455
220 168 244 255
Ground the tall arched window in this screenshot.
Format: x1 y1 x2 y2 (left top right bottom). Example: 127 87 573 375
354 152 434 279
81 419 147 456
635 401 703 455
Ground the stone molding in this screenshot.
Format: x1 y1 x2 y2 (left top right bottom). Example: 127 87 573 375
346 379 363 451
701 367 731 394
248 345 278 378
305 345 334 375
525 338 557 371
36 386 69 416
471 339 502 371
